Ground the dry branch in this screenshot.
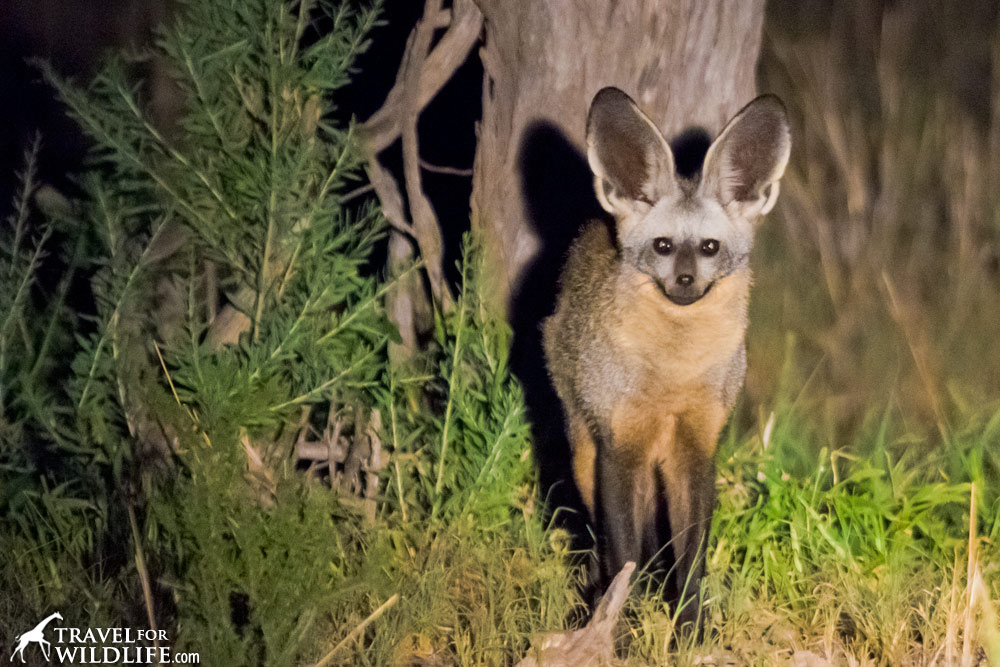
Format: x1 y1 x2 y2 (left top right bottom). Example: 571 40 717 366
360 0 483 154
399 0 450 307
517 561 636 667
359 0 483 311
418 158 474 177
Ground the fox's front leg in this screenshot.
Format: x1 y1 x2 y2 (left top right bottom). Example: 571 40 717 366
595 441 649 584
597 409 676 584
657 403 726 626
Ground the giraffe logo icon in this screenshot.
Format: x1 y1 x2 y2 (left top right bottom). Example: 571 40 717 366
9 612 62 663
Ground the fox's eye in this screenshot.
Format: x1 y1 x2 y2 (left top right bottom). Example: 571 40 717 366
652 237 673 255
700 239 720 256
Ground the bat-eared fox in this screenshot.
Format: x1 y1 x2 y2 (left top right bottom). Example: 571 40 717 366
543 87 790 626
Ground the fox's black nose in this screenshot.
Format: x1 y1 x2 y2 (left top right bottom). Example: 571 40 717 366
676 274 694 287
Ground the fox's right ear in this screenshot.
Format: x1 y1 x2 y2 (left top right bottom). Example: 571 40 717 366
586 87 676 218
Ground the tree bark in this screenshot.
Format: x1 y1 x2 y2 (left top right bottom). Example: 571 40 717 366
471 0 766 312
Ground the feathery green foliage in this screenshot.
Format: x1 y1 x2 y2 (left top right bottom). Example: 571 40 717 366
0 139 50 442
0 1 577 663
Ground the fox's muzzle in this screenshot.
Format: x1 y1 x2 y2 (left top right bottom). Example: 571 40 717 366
654 278 715 306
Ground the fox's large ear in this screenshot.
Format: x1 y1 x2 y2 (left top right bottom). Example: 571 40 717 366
701 95 791 221
586 87 676 218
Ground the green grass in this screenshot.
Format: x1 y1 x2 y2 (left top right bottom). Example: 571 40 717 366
615 410 1000 665
284 416 999 666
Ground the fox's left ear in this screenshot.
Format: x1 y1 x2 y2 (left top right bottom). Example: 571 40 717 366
701 95 791 221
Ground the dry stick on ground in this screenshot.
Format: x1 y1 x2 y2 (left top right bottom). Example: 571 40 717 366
517 561 636 667
127 502 161 660
295 407 346 466
313 593 400 667
359 0 483 313
326 411 345 487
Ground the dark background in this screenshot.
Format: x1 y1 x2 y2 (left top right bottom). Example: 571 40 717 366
0 0 483 284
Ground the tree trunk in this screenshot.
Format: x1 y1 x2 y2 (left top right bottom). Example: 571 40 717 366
470 0 766 313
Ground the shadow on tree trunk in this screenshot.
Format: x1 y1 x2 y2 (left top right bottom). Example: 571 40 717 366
509 120 608 595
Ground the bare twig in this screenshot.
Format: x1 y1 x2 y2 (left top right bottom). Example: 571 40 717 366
400 0 450 307
340 182 374 203
358 0 483 311
363 408 384 521
364 157 413 236
419 157 474 177
296 440 346 462
327 411 344 489
360 0 483 154
294 407 347 465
